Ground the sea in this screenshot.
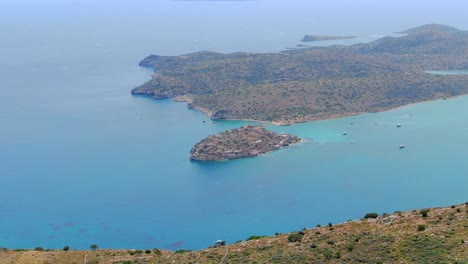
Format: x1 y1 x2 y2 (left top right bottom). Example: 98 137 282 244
0 1 467 250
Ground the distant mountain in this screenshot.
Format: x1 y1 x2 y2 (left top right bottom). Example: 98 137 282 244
400 24 463 35
132 24 468 124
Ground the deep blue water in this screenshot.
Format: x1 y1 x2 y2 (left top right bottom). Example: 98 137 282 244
1 1 468 251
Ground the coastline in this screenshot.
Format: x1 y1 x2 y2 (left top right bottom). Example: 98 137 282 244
172 94 465 126
189 126 301 161
1 203 466 263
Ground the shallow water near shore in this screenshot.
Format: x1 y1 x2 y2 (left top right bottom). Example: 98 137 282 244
425 70 468 75
1 2 468 251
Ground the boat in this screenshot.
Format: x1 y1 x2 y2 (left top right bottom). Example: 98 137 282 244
396 123 402 128
399 144 406 149
342 132 348 135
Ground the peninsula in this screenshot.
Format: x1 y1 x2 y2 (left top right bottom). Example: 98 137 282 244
301 35 356 42
132 24 468 125
189 125 300 161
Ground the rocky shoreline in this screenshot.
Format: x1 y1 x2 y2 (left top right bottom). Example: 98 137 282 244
300 35 356 42
189 126 300 161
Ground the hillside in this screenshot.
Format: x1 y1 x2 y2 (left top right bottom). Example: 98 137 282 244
132 24 468 125
1 203 466 263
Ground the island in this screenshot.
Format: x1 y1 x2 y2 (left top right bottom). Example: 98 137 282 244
189 125 300 161
301 35 356 42
132 24 468 125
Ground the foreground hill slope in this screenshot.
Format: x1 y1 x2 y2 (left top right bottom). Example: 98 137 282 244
132 24 468 125
1 203 466 263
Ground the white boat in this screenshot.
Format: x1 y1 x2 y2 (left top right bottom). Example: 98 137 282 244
396 123 402 128
399 144 406 149
342 132 348 135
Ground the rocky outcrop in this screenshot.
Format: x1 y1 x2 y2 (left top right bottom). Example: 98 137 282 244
189 126 300 161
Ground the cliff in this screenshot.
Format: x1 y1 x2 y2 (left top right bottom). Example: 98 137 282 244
189 125 300 161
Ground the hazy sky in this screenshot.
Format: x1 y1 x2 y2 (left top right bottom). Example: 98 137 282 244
2 0 467 33
1 0 467 54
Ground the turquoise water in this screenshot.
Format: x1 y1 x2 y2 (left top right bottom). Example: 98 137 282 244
1 2 467 251
425 70 468 75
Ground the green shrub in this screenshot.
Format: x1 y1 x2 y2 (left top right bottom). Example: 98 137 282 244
323 249 333 260
153 248 162 255
364 213 379 219
417 225 426 231
310 244 317 248
287 233 303 243
327 240 335 245
128 250 143 256
90 244 98 251
345 243 355 251
246 235 264 241
34 247 44 251
175 249 192 254
420 209 429 217
63 246 69 251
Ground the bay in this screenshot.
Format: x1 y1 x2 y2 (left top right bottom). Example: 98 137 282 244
0 1 467 251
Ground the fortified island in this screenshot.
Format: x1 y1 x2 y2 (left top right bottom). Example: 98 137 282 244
189 125 300 161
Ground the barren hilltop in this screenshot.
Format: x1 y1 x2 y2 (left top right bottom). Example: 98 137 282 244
1 203 466 263
132 24 468 125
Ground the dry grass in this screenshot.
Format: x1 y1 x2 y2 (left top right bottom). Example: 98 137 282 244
1 203 466 264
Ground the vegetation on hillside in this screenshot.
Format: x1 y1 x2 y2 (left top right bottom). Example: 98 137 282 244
132 24 468 124
1 203 466 263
